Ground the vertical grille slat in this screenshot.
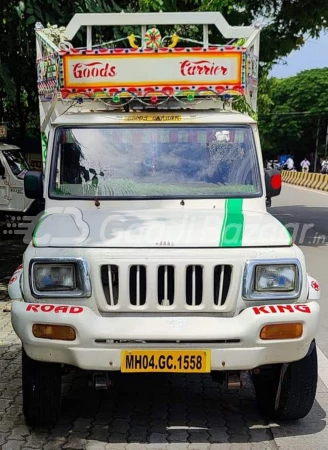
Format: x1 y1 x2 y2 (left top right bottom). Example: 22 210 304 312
164 265 168 301
101 265 119 306
186 265 203 306
218 265 225 305
136 265 140 306
130 265 146 306
192 265 196 306
108 266 115 306
214 265 232 306
158 265 174 306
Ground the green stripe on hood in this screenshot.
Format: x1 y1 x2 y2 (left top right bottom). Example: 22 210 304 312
219 199 244 247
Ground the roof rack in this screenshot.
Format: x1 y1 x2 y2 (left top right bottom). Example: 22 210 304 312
36 12 259 111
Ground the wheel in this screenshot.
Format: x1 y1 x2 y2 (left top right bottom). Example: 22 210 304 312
253 341 317 421
22 348 62 426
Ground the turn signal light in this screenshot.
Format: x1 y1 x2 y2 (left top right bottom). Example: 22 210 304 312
260 323 303 340
32 324 76 341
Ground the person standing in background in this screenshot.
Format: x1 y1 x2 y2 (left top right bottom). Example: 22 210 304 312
321 158 328 174
300 157 310 173
285 155 294 171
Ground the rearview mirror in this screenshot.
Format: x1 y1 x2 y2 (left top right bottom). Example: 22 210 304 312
24 171 43 199
265 168 281 199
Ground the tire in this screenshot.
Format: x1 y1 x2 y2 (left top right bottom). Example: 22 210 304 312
253 341 318 421
22 348 62 426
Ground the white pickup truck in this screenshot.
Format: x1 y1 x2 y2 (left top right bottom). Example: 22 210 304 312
0 143 35 219
9 12 320 426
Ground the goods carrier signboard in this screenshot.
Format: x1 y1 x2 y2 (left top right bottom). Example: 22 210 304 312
62 50 243 90
56 47 247 99
36 14 259 109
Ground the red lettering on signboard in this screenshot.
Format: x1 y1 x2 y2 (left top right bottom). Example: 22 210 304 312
73 62 117 79
253 304 311 315
26 304 84 314
180 60 228 77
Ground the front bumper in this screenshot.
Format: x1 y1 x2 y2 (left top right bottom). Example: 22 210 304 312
11 301 320 371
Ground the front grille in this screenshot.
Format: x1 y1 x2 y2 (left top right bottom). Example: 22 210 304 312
214 265 232 306
158 265 174 306
129 265 147 306
101 265 119 306
186 265 203 306
101 263 232 312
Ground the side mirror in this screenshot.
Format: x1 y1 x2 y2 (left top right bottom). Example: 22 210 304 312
265 168 281 199
24 171 43 199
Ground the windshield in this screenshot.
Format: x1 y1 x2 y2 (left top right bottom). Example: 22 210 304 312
51 126 261 199
3 151 30 179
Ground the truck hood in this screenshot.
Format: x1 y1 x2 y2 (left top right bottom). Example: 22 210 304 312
33 204 292 248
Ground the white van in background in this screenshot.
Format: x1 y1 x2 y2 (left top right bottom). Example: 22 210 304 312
0 143 42 222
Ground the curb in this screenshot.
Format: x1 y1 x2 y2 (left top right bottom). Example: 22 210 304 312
281 170 328 192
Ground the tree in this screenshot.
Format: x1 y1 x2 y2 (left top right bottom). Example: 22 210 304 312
197 0 328 67
258 68 328 162
1 0 328 145
0 0 126 144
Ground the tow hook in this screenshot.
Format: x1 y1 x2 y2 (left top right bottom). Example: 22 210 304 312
211 371 242 389
227 372 241 389
91 372 113 390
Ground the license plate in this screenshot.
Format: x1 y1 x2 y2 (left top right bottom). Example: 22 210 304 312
121 350 211 373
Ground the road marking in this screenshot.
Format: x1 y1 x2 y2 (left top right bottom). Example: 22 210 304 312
318 346 328 389
284 183 328 196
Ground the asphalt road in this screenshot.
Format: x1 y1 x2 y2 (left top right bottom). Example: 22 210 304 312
0 183 327 450
270 184 328 356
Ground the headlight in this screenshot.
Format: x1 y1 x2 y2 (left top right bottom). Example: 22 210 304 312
243 259 302 300
30 258 91 298
34 264 76 291
255 265 296 292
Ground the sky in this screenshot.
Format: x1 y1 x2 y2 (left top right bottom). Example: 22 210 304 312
270 31 328 78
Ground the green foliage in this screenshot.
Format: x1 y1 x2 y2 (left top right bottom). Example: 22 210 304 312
1 0 328 146
258 68 328 156
0 0 117 141
197 0 328 66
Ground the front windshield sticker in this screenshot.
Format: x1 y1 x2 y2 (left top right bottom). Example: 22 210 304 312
215 131 230 142
51 126 261 199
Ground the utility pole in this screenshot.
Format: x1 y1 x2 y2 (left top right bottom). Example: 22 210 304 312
314 117 320 172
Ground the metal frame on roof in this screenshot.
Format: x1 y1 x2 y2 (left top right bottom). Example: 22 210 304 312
65 12 258 47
